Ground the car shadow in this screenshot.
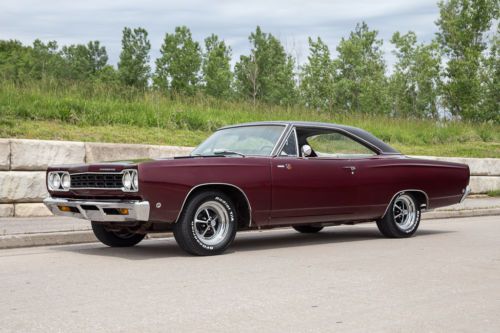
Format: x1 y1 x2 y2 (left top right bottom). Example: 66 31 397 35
53 225 454 261
228 226 453 254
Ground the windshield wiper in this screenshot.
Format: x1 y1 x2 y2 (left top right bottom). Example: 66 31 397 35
213 150 246 157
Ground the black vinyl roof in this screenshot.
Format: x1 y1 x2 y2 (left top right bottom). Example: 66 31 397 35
220 121 400 155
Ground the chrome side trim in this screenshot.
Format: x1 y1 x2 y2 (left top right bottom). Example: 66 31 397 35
276 127 299 157
43 197 150 222
291 124 382 155
271 124 293 157
460 185 471 203
293 127 300 157
192 124 288 158
175 183 253 227
380 189 430 219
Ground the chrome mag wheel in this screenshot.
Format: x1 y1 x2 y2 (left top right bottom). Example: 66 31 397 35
174 191 237 255
193 201 230 247
393 194 417 232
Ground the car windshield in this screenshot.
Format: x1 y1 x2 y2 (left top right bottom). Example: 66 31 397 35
191 125 285 156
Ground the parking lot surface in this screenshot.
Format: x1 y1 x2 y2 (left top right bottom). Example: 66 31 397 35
1 215 499 332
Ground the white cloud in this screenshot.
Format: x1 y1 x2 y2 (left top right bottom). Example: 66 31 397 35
0 0 440 69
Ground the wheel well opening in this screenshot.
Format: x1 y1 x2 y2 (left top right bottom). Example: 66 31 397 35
407 191 428 209
182 185 251 229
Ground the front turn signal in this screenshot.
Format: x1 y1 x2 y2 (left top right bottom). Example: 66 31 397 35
118 208 129 215
58 205 72 212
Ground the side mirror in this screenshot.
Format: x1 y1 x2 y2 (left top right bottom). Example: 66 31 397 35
301 145 312 157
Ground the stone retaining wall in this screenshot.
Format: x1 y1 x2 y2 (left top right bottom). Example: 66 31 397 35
0 138 499 217
0 139 193 217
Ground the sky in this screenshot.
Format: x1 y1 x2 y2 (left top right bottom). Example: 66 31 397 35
0 0 441 70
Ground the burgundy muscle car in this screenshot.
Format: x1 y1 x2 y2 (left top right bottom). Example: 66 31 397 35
44 121 470 255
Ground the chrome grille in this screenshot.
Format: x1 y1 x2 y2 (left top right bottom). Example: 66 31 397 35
70 173 123 189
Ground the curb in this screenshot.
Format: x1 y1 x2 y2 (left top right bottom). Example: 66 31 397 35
1 210 499 250
0 231 97 249
422 208 500 220
0 231 172 250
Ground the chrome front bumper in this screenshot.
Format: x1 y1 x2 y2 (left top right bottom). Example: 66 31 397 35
43 197 150 222
460 185 471 203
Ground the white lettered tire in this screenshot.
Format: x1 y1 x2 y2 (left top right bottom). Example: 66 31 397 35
173 191 237 256
376 193 421 238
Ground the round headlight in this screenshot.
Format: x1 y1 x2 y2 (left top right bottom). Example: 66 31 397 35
132 173 138 190
61 173 71 190
122 172 132 189
51 173 61 190
48 173 54 189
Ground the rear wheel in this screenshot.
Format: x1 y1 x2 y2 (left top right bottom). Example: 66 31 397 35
293 225 324 233
173 191 237 256
376 193 421 238
91 222 146 247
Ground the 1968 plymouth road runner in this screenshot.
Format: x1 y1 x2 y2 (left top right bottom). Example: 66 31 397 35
44 121 471 255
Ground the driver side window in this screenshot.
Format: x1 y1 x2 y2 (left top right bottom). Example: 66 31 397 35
279 130 298 157
306 132 376 158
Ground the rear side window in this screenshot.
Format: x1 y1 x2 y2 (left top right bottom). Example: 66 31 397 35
307 132 376 158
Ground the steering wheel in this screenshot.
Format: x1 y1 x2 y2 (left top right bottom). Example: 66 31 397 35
260 145 274 153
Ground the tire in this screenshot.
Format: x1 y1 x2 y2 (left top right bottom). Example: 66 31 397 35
293 225 324 233
376 193 421 238
173 191 237 256
91 222 146 247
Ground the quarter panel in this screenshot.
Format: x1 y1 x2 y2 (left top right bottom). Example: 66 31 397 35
355 156 469 217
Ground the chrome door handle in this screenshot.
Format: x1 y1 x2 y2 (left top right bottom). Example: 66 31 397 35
343 166 356 174
277 163 292 170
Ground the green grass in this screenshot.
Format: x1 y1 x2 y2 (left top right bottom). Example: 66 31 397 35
0 81 499 157
487 190 500 197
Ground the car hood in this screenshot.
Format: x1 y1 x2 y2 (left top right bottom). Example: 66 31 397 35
46 155 251 173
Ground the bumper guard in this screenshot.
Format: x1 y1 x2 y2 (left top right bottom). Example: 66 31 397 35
43 197 150 222
460 185 471 203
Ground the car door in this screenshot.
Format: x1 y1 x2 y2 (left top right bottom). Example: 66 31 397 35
270 127 371 225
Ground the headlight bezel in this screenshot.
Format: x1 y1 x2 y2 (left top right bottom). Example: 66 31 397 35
48 169 139 192
121 169 139 192
47 171 70 191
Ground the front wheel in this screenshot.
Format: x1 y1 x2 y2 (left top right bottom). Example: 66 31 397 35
376 193 421 238
173 191 237 256
91 222 146 247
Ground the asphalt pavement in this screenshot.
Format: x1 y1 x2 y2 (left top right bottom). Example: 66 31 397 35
1 215 499 332
2 196 500 249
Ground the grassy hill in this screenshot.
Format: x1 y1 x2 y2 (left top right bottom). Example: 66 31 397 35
0 81 499 158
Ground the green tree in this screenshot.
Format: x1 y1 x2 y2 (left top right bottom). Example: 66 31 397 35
334 22 389 114
436 0 499 120
299 37 335 110
0 40 34 81
86 41 108 75
31 39 63 80
390 31 441 118
234 26 296 105
117 27 151 89
154 26 202 95
61 41 108 80
234 53 259 104
202 34 232 98
95 65 119 84
480 28 500 123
